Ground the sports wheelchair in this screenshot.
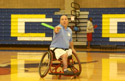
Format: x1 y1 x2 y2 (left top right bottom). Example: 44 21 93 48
39 49 82 78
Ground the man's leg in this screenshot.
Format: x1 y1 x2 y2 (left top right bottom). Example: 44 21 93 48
61 53 74 75
61 53 68 70
87 41 90 48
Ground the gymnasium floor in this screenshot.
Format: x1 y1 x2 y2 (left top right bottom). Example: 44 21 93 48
0 48 125 81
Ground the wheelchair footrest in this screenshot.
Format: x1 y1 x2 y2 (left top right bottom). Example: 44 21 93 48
49 72 64 75
49 72 75 76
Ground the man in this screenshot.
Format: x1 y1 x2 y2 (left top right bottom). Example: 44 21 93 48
50 15 76 75
87 17 94 48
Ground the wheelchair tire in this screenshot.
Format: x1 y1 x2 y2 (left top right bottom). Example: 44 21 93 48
39 51 52 78
70 53 82 76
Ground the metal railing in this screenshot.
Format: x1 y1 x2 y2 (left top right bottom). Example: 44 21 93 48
71 2 81 41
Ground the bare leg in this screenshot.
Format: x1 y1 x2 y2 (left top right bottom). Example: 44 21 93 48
87 41 90 48
61 53 74 75
61 53 68 69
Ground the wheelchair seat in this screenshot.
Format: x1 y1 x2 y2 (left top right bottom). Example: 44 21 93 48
50 50 72 61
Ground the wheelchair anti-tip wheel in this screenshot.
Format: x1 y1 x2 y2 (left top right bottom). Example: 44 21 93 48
39 52 52 78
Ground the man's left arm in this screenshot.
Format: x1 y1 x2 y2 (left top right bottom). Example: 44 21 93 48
70 41 76 54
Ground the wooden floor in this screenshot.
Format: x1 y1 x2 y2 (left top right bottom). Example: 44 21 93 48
0 47 125 81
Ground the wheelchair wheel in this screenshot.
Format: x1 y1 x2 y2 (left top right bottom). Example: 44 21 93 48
39 51 52 78
70 53 82 76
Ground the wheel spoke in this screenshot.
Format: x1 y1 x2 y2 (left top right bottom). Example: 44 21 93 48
39 52 52 78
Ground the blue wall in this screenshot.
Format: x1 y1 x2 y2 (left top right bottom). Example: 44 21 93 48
81 8 125 46
0 8 60 45
0 8 125 46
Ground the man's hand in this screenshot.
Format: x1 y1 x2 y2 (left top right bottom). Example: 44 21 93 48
94 24 98 29
54 26 61 33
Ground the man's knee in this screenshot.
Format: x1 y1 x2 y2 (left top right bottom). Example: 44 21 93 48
61 53 68 59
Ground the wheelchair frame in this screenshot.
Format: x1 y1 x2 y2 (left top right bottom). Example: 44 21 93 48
39 50 82 78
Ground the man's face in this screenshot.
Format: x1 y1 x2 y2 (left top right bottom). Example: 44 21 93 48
60 16 69 27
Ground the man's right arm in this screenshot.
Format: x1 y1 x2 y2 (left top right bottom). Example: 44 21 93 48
54 26 61 33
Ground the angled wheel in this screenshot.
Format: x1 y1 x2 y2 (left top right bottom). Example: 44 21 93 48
39 51 52 78
69 53 82 76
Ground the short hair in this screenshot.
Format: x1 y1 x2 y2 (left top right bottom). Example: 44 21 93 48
60 15 68 20
88 17 92 20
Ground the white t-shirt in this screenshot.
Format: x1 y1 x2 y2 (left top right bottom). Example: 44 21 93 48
50 24 72 49
87 20 94 33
